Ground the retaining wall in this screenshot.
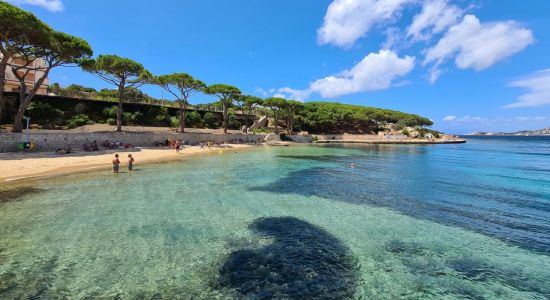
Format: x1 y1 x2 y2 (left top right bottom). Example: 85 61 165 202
0 132 266 152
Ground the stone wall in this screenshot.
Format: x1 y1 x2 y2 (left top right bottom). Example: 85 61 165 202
313 133 382 141
0 132 266 152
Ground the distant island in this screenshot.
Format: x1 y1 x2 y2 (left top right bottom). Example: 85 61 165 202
469 127 550 136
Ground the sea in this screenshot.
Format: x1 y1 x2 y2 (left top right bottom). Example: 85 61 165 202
0 136 549 299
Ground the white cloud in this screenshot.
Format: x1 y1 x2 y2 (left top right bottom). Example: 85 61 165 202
272 87 312 102
442 115 456 121
504 69 550 108
382 27 403 50
268 50 414 100
7 0 64 12
406 0 463 41
443 115 486 123
424 15 533 82
317 0 413 48
310 49 415 98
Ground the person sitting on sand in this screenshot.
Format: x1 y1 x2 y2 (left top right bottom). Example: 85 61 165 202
92 140 99 151
127 154 134 172
54 145 71 155
113 154 120 173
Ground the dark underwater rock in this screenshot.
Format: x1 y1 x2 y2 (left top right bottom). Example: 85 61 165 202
217 217 360 299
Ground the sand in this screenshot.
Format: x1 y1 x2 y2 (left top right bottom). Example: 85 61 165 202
0 144 260 183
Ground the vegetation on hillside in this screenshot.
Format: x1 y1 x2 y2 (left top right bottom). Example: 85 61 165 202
295 102 433 133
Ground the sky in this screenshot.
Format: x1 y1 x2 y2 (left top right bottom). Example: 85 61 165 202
6 0 550 134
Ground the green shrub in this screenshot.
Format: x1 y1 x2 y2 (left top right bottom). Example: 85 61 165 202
27 101 64 125
185 111 202 127
203 112 219 129
170 116 180 128
106 118 117 125
103 106 118 117
68 114 91 128
227 111 241 129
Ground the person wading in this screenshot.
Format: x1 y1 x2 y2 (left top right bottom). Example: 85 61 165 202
112 154 120 173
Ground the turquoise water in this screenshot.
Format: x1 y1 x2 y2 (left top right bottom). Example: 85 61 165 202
0 137 549 299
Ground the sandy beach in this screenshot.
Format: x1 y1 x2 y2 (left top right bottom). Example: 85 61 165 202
0 144 260 183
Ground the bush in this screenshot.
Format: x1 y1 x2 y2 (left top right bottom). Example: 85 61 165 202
106 118 117 125
170 116 180 128
203 112 219 129
155 107 170 123
402 129 410 136
27 101 64 125
227 111 241 129
122 111 144 125
103 106 118 118
74 102 88 114
185 111 202 128
68 114 91 128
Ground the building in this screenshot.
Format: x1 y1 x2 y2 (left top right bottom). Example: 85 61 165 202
1 53 49 95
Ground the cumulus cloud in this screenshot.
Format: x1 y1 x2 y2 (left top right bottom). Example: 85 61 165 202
442 115 456 121
424 15 534 82
272 87 312 102
7 0 64 12
504 69 550 108
317 0 413 48
310 49 415 98
406 0 463 41
266 50 414 100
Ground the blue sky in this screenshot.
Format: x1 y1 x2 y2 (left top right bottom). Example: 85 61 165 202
7 0 550 134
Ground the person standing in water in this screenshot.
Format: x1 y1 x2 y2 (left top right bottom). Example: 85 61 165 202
127 154 135 172
112 154 120 173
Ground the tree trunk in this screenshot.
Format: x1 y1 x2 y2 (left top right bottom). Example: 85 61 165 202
12 88 26 133
222 101 228 134
0 59 8 127
117 84 124 132
274 112 279 134
179 101 186 133
244 114 249 134
12 70 50 133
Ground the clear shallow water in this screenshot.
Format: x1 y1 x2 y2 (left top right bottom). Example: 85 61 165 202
0 137 549 299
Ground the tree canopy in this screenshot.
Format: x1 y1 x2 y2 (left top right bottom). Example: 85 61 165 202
10 30 92 132
81 55 151 131
155 73 206 132
236 95 263 133
81 55 151 87
204 84 241 133
263 97 287 134
0 1 52 127
295 102 433 133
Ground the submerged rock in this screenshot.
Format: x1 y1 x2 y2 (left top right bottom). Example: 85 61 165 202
217 217 360 299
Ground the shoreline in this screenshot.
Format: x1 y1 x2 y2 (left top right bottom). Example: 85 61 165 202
314 139 466 144
0 144 262 184
0 138 464 185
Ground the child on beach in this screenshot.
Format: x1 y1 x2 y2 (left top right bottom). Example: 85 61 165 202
128 154 135 172
112 154 120 173
176 140 181 154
